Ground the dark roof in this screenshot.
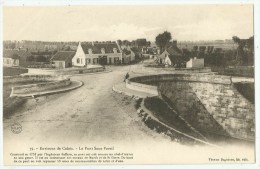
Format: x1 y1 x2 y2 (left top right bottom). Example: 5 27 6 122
166 46 182 56
3 50 31 59
122 49 131 55
31 51 56 55
51 51 75 61
81 42 121 54
130 47 141 54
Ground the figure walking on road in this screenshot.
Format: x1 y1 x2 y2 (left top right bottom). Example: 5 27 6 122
124 72 130 82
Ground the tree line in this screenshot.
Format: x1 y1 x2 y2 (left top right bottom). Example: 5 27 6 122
155 31 254 67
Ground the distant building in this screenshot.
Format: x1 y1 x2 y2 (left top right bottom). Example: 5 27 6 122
142 47 158 55
3 49 32 67
158 46 182 66
122 49 135 63
186 57 204 68
50 51 75 69
72 41 122 66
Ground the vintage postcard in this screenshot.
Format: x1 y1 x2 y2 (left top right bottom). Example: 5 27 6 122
1 2 258 166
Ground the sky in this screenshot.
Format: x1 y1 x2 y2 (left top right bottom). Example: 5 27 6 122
3 5 254 42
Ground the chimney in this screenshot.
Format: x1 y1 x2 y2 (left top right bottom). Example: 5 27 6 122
88 48 92 54
113 48 117 53
101 48 105 54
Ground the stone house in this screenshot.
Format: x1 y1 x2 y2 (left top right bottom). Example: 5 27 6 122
50 51 75 69
72 41 123 66
122 48 135 64
3 49 32 67
158 46 182 66
186 57 204 68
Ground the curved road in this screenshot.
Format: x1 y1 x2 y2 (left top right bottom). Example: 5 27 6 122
3 65 254 164
3 66 172 145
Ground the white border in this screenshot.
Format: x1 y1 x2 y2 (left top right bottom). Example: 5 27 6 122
0 0 259 169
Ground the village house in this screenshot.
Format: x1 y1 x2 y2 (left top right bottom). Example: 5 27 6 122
186 57 204 68
158 46 182 67
3 49 32 67
50 51 75 69
122 48 135 64
72 41 123 66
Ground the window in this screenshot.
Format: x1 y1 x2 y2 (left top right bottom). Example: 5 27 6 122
77 58 80 64
93 58 98 64
114 57 119 63
86 59 91 64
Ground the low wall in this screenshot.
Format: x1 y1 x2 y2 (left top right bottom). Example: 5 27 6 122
3 75 72 97
55 67 105 75
212 66 254 77
11 79 71 96
140 66 212 74
3 75 68 84
130 74 232 85
126 80 158 95
127 74 255 141
27 67 105 75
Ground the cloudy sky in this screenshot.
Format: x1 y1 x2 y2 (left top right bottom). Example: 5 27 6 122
3 5 253 42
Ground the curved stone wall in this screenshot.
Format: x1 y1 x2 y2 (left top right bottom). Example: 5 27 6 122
3 75 68 84
4 75 72 97
127 74 255 141
126 80 158 95
135 66 212 74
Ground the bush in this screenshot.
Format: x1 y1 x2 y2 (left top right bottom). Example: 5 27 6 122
3 67 28 76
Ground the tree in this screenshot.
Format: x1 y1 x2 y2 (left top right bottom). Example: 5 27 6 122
198 46 206 58
122 40 131 46
136 39 147 48
26 55 35 62
232 36 245 65
247 36 254 65
36 55 46 62
11 53 19 59
146 41 151 47
155 31 172 54
131 40 137 47
117 40 122 46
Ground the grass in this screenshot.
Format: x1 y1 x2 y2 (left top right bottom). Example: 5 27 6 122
144 96 201 138
3 81 47 118
3 67 28 76
211 66 254 77
234 82 254 104
134 98 142 109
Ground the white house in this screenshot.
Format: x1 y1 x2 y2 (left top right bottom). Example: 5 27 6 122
186 57 204 68
122 48 135 63
3 50 20 67
158 46 182 66
50 51 75 69
72 41 123 66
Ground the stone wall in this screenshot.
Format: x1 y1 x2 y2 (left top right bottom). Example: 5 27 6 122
128 74 255 141
138 66 212 74
3 75 68 84
3 75 72 97
55 67 105 75
126 80 158 95
27 67 105 75
11 79 71 96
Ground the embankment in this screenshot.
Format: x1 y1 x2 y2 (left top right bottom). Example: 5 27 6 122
127 74 255 141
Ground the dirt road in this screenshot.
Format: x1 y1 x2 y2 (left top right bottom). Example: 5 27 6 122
3 65 254 164
3 66 172 145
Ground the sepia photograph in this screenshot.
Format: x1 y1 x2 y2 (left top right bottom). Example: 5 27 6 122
1 1 259 167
